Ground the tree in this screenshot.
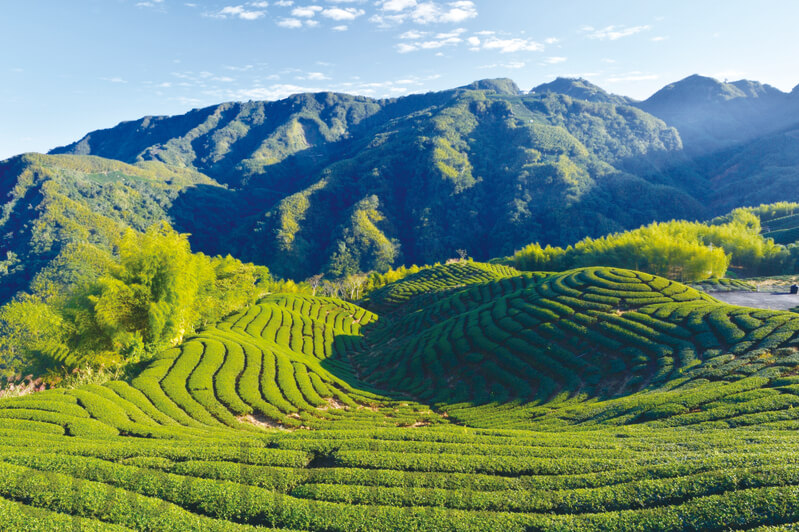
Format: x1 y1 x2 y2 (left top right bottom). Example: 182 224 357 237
306 274 324 297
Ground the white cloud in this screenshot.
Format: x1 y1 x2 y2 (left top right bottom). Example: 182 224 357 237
278 17 303 27
224 64 255 71
292 5 322 17
435 28 465 39
544 37 558 44
274 0 293 5
482 37 542 53
651 36 667 42
542 56 566 64
101 77 128 83
466 36 480 46
585 24 651 40
419 36 461 48
399 29 426 39
215 5 267 20
305 18 319 26
321 7 365 20
250 1 269 6
373 0 476 25
437 1 476 23
332 24 348 31
381 0 417 11
396 43 418 53
305 72 330 80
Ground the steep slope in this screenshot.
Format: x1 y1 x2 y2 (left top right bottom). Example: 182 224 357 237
0 153 219 303
49 82 698 279
38 76 799 281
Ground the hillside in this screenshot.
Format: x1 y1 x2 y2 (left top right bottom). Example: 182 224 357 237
47 81 701 279
0 153 220 304
4 263 799 529
0 75 789 284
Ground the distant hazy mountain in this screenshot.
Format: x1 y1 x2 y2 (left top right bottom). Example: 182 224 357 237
637 74 799 154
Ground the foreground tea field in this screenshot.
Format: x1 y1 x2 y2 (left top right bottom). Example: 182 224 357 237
3 262 799 530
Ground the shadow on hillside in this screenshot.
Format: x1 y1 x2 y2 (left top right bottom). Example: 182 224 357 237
318 332 416 403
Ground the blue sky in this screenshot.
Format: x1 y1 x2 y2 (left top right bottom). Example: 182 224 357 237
2 1 799 160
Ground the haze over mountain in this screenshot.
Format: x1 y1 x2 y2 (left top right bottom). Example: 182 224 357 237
0 74 797 292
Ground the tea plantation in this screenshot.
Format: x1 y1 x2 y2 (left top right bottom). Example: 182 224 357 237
3 262 799 530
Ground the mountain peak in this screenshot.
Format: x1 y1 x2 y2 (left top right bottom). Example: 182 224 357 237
643 74 787 108
459 78 521 95
530 77 631 105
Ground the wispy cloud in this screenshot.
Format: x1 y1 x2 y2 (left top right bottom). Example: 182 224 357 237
321 7 365 20
482 36 542 53
301 72 331 80
291 5 322 17
278 17 304 27
583 24 651 40
541 56 567 65
213 4 268 20
136 0 165 8
396 27 466 52
372 1 477 26
399 29 543 55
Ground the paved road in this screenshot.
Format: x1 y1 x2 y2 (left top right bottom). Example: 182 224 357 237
711 290 799 311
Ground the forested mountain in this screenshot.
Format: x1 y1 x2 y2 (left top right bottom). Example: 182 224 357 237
0 153 219 303
0 73 791 283
46 79 698 280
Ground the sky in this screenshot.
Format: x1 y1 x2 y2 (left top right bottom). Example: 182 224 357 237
2 0 799 160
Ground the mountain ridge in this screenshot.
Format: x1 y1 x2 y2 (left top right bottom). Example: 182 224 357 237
6 73 795 282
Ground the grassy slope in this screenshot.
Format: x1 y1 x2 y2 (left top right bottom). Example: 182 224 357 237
2 262 799 529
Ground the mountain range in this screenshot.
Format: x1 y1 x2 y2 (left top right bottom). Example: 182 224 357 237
3 73 799 296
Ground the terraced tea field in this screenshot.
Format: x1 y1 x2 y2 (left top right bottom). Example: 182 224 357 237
4 262 799 530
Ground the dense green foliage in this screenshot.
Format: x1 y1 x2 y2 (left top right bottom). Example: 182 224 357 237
0 76 789 285
3 76 799 530
0 153 219 304
508 208 790 281
45 80 707 280
0 224 273 377
2 263 799 529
